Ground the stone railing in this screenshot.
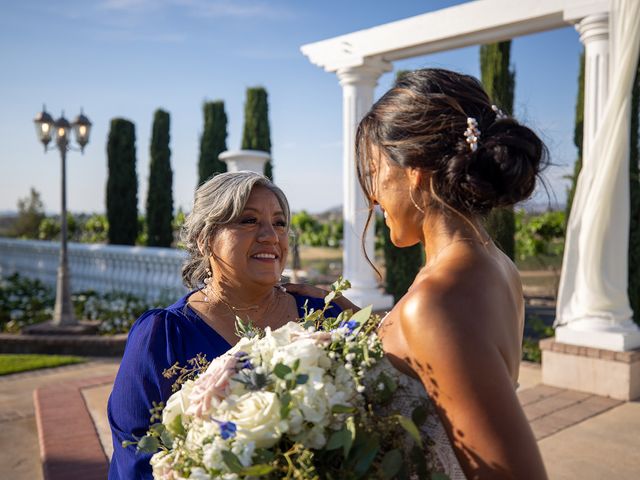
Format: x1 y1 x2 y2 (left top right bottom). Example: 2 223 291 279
0 238 188 303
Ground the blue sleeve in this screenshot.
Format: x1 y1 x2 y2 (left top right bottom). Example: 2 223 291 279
107 309 180 480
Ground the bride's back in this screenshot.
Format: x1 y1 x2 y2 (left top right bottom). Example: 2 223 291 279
380 239 524 384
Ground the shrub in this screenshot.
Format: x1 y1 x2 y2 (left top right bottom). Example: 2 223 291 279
0 273 151 335
0 274 53 332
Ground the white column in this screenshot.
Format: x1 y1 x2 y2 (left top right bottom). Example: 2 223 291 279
577 13 609 166
555 11 640 351
336 58 393 310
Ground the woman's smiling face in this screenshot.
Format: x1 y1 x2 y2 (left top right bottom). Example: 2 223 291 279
208 186 289 288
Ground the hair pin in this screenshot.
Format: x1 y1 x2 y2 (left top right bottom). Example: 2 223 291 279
491 104 508 120
464 117 480 152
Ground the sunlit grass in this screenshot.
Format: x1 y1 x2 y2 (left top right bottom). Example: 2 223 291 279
0 354 85 376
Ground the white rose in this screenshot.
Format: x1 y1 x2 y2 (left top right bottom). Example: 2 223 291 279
221 391 284 448
229 336 256 356
271 338 327 372
268 322 307 346
293 381 329 425
189 467 211 480
150 451 175 480
163 380 195 429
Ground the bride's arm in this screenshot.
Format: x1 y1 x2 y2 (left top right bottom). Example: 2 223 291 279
399 286 547 480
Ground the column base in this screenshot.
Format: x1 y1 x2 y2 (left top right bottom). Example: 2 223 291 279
541 338 640 401
346 287 394 312
555 320 640 351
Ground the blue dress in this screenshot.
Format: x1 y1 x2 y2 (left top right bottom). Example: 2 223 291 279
107 291 339 480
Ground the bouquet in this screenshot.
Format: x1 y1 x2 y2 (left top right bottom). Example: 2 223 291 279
131 279 446 479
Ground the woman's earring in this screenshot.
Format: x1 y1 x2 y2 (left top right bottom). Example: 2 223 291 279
203 264 213 302
409 187 425 214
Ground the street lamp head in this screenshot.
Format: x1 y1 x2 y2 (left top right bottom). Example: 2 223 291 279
54 114 71 150
34 105 54 151
72 109 92 153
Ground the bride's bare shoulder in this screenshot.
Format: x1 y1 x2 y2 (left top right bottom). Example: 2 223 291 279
398 264 502 343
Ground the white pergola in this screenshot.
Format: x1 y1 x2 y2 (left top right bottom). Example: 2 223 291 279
302 0 640 397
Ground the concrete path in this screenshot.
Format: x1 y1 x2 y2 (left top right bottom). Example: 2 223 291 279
2 359 639 479
0 359 119 480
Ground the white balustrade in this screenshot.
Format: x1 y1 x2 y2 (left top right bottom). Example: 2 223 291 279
0 238 188 304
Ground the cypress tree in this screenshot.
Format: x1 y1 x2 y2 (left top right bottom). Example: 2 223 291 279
480 41 516 260
381 69 424 303
106 118 138 245
566 51 586 224
241 87 273 179
146 109 174 247
198 101 227 186
629 58 640 324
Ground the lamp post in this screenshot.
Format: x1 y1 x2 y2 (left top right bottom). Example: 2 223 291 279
33 106 91 326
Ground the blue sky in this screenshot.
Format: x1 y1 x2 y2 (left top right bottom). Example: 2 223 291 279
0 0 582 215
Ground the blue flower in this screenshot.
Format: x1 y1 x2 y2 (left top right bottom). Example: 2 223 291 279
242 359 253 370
216 420 237 440
339 319 359 334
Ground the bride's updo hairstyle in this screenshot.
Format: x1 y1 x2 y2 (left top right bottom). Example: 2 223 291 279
356 68 547 217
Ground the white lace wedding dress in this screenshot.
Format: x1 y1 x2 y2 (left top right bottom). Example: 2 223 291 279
367 355 467 480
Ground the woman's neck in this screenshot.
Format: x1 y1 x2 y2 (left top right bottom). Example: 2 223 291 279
206 278 277 310
420 210 489 266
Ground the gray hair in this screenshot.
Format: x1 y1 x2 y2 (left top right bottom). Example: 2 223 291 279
181 171 291 289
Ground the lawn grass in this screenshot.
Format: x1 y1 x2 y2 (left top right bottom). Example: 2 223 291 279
0 354 86 376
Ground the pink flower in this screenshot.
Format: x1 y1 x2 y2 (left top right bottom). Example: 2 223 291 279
186 354 238 417
292 330 333 345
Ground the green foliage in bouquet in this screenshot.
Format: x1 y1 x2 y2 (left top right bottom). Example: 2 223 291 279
132 278 447 479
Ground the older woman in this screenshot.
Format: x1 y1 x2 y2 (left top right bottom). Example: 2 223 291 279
108 172 347 479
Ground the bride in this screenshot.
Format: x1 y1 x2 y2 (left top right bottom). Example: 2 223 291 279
356 68 548 479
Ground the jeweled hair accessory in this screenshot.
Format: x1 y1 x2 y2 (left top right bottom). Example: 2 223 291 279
492 104 508 120
464 117 480 152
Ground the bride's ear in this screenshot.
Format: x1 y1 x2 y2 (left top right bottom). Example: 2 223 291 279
407 167 428 189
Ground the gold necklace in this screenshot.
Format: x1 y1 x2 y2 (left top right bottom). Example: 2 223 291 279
203 285 282 317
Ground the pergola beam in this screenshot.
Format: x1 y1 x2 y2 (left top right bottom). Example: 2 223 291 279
301 0 608 72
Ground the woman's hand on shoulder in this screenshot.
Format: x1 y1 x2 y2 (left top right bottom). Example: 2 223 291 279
398 280 547 480
280 282 360 312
